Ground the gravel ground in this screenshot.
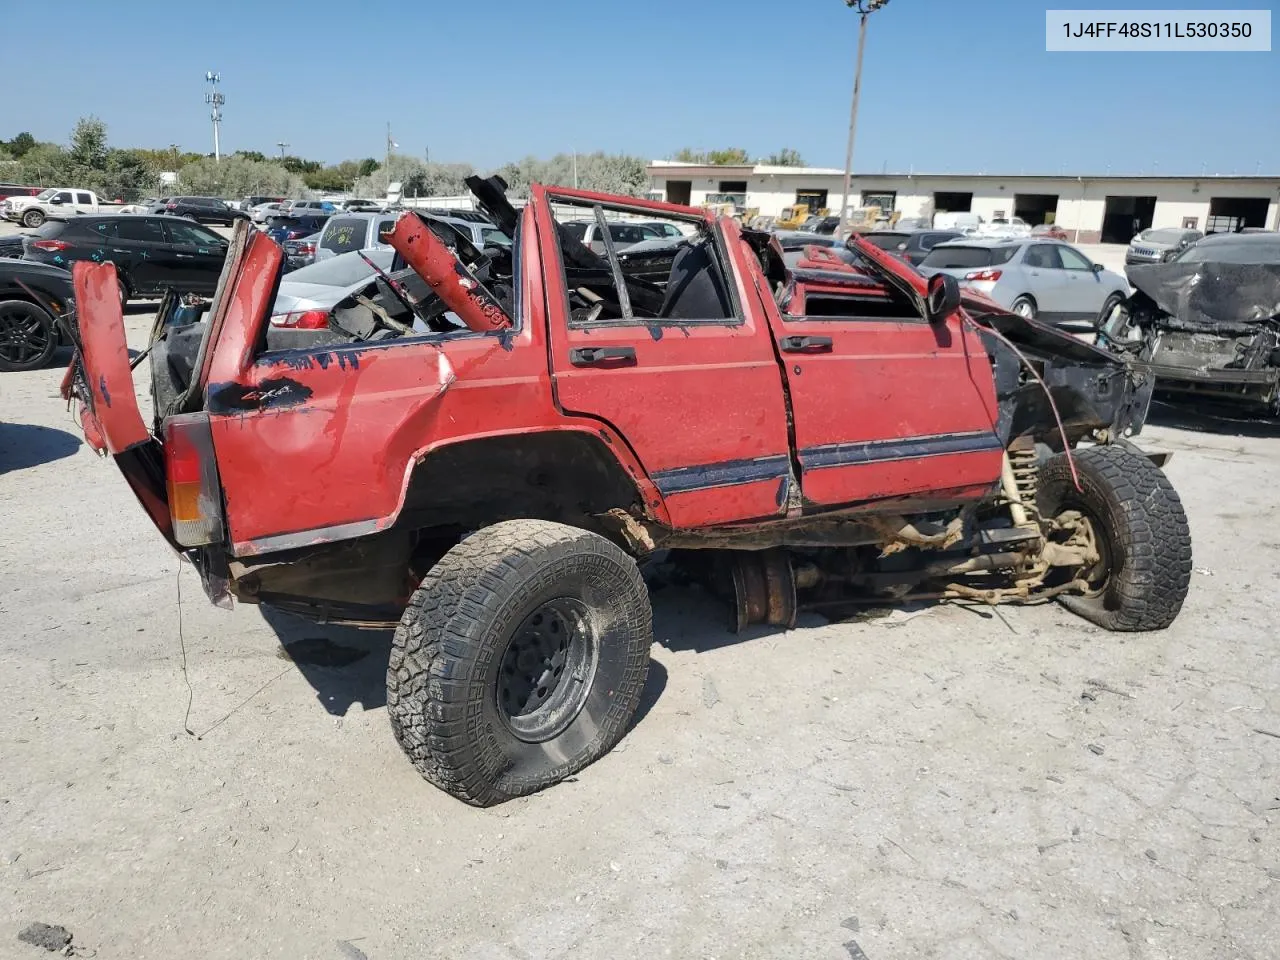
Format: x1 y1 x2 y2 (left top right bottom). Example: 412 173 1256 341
1 279 1278 960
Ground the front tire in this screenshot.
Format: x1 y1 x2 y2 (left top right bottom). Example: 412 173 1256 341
1038 444 1191 630
21 208 46 229
387 519 653 806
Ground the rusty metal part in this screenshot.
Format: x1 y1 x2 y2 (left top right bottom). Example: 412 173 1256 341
940 577 1091 605
383 212 511 332
868 512 967 556
729 549 797 633
603 507 657 554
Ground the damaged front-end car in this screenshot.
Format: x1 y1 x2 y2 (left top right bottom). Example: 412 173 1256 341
1099 257 1280 414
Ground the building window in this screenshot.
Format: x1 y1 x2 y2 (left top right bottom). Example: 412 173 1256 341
709 181 748 208
1182 216 1198 230
796 189 828 212
860 191 896 212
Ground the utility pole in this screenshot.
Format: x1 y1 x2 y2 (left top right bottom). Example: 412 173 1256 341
837 0 890 238
573 150 579 189
277 141 289 160
386 122 397 168
204 72 224 162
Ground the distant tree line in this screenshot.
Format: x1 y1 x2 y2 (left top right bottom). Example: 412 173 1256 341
672 146 806 166
2 118 753 202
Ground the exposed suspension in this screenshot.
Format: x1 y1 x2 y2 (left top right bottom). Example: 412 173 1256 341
1008 442 1041 524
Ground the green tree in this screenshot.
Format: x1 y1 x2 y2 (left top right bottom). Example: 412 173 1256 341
176 155 306 199
764 148 805 166
6 132 36 159
494 152 648 198
280 155 321 175
351 154 474 200
234 149 268 163
357 157 379 177
672 147 751 165
68 116 109 169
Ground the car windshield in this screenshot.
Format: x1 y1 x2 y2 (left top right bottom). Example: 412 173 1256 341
284 248 396 288
1140 229 1189 244
1175 238 1280 265
921 245 1002 268
35 189 57 201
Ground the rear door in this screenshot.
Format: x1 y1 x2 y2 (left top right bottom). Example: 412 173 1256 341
748 236 1002 509
74 191 96 214
105 217 168 293
161 219 227 294
538 187 794 528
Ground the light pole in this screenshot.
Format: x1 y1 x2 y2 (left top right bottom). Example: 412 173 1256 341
204 72 224 162
837 0 890 238
277 141 289 160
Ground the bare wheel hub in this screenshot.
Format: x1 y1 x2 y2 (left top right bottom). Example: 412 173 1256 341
496 597 597 743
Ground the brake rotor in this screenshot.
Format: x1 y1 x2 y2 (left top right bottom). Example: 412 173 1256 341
729 549 797 633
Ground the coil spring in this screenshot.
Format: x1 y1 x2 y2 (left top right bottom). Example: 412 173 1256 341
1010 447 1040 520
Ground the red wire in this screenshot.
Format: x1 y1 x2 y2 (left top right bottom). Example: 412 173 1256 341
966 317 1083 493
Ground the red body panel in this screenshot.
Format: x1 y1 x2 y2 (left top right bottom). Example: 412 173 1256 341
213 202 667 554
66 262 149 455
738 230 1003 508
540 192 794 528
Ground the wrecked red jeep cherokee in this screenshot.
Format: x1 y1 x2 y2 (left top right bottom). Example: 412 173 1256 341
63 176 1192 806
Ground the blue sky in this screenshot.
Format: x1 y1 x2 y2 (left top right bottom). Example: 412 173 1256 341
5 0 1277 174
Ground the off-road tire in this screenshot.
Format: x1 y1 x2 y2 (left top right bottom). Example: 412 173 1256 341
1010 295 1037 319
21 208 46 229
387 519 653 806
1038 444 1191 630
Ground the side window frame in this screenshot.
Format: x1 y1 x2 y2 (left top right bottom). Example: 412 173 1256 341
548 195 743 332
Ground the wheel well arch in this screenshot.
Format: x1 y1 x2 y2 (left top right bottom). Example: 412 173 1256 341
394 429 648 543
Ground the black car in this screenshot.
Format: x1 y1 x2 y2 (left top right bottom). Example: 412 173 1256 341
23 215 227 303
0 258 74 372
153 196 248 225
859 228 966 266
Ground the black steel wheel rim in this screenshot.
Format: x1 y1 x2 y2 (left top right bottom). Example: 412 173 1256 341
0 303 51 365
496 597 598 743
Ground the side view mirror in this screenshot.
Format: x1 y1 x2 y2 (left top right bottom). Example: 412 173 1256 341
49 197 64 205
1091 262 1104 273
926 273 961 323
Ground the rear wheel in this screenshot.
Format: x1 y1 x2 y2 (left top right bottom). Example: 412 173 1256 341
0 300 57 372
387 519 653 806
1010 295 1037 319
21 208 46 229
182 213 198 221
1038 444 1191 630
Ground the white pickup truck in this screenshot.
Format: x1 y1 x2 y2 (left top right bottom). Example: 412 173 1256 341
1 187 100 228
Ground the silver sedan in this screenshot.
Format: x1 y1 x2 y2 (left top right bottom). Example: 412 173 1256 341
918 238 1129 326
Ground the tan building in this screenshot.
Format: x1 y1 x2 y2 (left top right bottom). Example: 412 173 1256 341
646 160 1280 242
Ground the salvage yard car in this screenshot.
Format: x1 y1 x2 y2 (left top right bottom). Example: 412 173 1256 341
1101 231 1280 413
1125 227 1202 265
0 257 73 371
62 175 1191 807
23 214 228 302
919 238 1129 326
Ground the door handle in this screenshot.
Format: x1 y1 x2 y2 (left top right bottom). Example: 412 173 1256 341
780 335 833 353
174 253 194 259
569 346 637 367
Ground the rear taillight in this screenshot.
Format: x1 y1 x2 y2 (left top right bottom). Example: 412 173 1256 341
963 269 1003 282
297 242 316 254
31 239 69 251
269 310 330 329
166 202 177 210
163 413 224 547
